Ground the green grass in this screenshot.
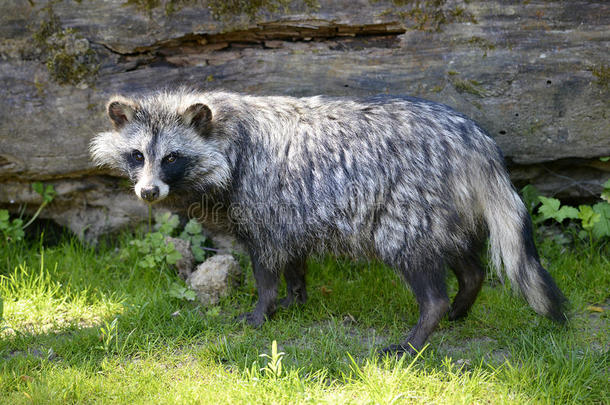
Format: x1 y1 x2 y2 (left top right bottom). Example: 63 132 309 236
1 231 608 404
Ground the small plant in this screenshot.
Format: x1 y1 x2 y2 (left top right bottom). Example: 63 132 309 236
537 196 579 224
0 294 4 332
98 317 119 354
25 182 57 226
126 211 183 271
130 232 182 271
522 178 610 249
168 281 196 301
0 182 56 243
0 210 25 243
179 219 209 262
259 340 285 379
154 211 180 236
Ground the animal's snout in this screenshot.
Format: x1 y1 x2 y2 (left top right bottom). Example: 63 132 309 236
140 186 160 202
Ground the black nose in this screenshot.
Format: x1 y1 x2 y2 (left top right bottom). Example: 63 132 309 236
140 186 160 202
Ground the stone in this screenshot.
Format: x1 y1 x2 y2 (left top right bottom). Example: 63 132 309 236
165 236 195 280
187 254 242 306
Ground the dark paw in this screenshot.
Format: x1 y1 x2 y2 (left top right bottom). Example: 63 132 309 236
378 343 417 358
235 311 266 328
278 296 294 309
447 307 468 322
278 293 306 309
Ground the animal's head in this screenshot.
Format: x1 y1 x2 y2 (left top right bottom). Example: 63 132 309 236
90 92 232 204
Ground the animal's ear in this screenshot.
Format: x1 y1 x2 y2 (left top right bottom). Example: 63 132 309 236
182 103 212 133
107 96 137 130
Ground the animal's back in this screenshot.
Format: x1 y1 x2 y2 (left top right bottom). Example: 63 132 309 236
228 94 501 263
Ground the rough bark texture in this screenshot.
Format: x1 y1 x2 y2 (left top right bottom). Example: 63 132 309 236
1 0 608 239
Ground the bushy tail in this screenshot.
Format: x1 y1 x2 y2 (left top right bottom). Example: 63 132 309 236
482 172 567 323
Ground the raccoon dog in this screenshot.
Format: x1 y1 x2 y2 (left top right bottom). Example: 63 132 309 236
91 89 567 355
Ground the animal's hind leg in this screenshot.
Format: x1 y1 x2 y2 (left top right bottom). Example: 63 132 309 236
279 257 307 308
448 241 485 321
380 260 450 356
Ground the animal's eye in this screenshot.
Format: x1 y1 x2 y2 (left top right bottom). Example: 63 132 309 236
164 152 178 164
131 150 144 162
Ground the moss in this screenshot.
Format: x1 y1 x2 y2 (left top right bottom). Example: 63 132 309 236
124 0 320 19
591 64 609 88
377 0 477 32
31 6 99 86
451 78 486 97
34 77 46 98
208 0 320 21
467 36 495 57
124 0 185 16
124 0 160 14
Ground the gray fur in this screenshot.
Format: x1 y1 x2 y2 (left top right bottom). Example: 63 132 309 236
91 89 567 355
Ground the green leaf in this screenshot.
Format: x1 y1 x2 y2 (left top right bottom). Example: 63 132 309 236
592 202 610 239
577 205 600 231
154 212 180 235
42 185 56 203
166 249 182 265
183 289 196 301
206 306 221 317
601 179 610 202
538 196 578 223
557 206 579 222
168 282 196 301
155 211 171 223
137 243 150 255
193 234 205 244
521 185 541 211
138 257 153 269
1 214 24 242
539 197 578 222
150 232 164 243
600 157 610 162
184 219 202 235
9 224 24 242
32 182 44 195
192 246 206 262
538 196 560 218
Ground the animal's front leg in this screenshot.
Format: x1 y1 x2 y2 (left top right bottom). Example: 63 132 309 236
237 253 279 327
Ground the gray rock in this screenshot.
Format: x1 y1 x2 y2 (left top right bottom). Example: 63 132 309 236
165 236 194 280
187 254 242 306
